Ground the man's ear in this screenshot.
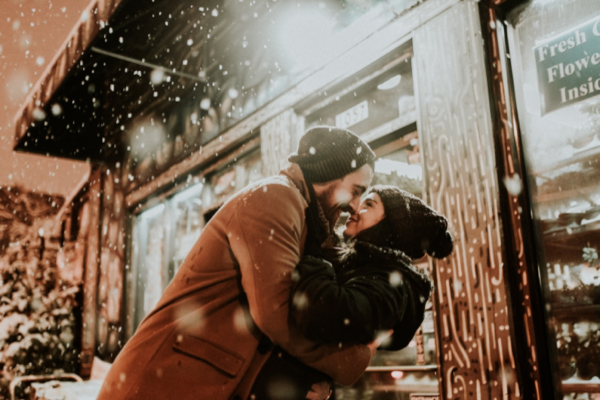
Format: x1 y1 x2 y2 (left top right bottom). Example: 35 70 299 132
313 178 342 196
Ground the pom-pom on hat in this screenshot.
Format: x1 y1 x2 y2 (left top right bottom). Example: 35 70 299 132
288 126 376 183
369 185 454 259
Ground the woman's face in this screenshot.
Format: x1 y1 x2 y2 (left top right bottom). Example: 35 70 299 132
343 192 386 238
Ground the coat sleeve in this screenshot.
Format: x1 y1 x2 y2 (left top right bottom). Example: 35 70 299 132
290 256 406 344
227 183 371 385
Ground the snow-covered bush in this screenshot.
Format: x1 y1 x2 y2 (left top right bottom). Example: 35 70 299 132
0 187 77 399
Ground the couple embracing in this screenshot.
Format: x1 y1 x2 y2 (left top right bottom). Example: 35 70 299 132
97 126 453 400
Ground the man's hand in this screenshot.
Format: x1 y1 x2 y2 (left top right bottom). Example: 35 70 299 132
366 330 394 357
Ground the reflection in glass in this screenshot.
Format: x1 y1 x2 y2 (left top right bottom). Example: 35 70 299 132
507 1 600 397
371 130 422 196
131 204 167 330
170 183 204 275
306 61 415 138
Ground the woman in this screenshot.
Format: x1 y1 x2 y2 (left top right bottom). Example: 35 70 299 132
291 185 452 348
249 185 453 400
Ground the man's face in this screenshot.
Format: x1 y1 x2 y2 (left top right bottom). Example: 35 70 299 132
315 164 374 227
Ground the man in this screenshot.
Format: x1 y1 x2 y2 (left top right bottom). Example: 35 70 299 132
97 126 377 400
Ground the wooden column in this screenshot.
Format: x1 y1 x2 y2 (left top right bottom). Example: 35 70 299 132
96 161 128 361
80 167 102 377
414 1 523 398
260 109 304 176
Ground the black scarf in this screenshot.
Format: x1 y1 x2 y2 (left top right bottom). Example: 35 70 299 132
302 177 329 258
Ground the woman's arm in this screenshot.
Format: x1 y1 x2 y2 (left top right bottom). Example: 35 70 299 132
290 256 406 344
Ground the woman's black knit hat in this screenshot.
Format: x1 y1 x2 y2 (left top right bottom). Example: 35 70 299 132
288 126 376 183
369 185 454 259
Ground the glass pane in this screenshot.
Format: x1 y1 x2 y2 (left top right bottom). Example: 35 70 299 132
305 59 415 137
507 1 600 397
143 214 165 315
131 203 167 330
169 183 205 274
372 129 422 196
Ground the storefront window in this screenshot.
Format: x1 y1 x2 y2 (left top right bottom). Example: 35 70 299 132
507 2 600 398
304 49 439 398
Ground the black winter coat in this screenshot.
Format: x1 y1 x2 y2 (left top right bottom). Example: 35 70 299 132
290 241 433 351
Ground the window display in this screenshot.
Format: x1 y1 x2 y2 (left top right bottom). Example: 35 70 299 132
507 1 600 397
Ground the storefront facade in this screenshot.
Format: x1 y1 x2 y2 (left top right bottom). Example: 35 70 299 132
13 0 600 398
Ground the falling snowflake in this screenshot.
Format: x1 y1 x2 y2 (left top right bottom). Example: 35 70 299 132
389 271 402 286
200 98 211 110
32 108 46 121
150 69 165 84
503 174 522 196
51 104 62 116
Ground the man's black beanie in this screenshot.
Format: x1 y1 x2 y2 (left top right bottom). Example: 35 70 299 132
288 126 376 183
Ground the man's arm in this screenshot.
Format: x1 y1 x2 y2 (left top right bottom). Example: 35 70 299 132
227 182 371 385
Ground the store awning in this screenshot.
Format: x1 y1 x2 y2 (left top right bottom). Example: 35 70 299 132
12 0 280 162
13 0 125 160
13 0 228 161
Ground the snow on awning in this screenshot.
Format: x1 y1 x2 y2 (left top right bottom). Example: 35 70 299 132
13 0 124 151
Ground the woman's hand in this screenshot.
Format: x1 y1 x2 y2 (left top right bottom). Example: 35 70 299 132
366 330 394 356
305 381 332 400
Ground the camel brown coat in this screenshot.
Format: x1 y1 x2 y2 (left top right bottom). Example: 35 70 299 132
97 164 371 400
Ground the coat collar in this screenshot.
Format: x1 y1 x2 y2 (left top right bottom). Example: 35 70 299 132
280 164 335 245
280 164 310 206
